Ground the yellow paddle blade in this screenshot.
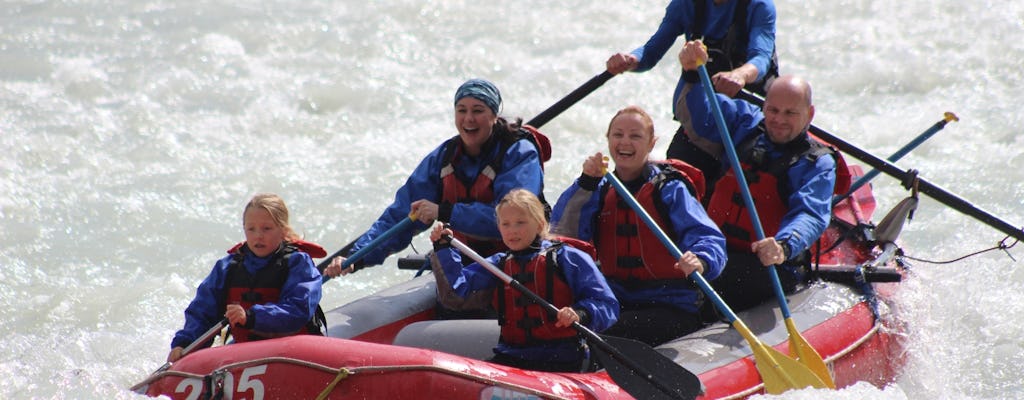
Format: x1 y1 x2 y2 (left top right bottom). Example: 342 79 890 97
732 321 829 394
785 318 836 389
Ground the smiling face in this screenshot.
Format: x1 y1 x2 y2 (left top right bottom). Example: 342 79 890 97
606 109 655 180
454 97 498 156
762 75 815 144
497 204 544 251
243 207 286 257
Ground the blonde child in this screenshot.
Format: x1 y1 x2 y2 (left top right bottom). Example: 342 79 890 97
168 193 326 362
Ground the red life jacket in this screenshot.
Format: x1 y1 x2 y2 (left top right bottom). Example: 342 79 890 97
223 242 326 342
707 130 842 251
439 125 552 256
595 160 704 282
493 238 591 346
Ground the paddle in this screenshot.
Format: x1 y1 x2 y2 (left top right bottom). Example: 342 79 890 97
735 91 1024 242
317 71 617 274
835 112 958 203
603 170 827 394
130 317 229 393
321 212 417 283
447 237 702 400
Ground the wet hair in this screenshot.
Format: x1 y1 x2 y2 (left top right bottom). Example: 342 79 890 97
606 105 655 141
243 193 299 242
495 189 549 240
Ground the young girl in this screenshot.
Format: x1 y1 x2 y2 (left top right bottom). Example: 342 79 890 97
429 189 619 372
167 193 326 362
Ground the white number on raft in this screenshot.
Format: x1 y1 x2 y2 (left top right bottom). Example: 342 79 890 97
174 365 268 400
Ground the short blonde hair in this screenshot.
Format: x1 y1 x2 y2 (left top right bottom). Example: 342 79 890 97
495 189 549 239
243 193 299 242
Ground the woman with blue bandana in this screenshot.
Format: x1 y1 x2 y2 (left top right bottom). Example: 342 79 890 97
324 79 548 317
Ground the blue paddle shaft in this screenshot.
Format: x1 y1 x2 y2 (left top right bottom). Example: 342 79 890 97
322 216 415 282
696 65 791 319
839 118 949 201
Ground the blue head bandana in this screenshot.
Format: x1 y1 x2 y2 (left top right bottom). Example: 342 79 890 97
453 78 501 114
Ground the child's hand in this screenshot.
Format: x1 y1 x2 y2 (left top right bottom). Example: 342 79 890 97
225 304 247 328
167 346 184 363
323 256 353 277
429 224 453 243
554 306 580 328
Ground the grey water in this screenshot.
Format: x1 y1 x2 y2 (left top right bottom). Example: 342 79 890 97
2 1 1022 398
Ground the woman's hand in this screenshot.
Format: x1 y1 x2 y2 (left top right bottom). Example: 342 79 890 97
411 199 440 224
582 152 607 178
674 251 704 277
323 256 354 277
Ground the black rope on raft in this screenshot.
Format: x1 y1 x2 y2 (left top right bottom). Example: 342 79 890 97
899 235 1020 264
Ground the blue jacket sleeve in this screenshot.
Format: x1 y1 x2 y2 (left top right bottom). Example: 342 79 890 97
171 255 231 349
685 78 763 145
448 140 544 240
742 0 777 81
350 143 447 266
558 246 619 332
435 247 502 297
631 0 691 73
778 154 836 257
660 179 727 280
249 252 323 334
550 177 602 241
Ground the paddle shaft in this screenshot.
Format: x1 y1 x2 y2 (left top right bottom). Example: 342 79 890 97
321 214 416 283
319 71 617 271
130 318 228 393
736 90 1023 242
833 112 957 205
447 238 695 400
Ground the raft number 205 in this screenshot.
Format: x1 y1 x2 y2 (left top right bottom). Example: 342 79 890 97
175 365 267 400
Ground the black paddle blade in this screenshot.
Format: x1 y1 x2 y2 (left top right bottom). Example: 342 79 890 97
591 334 704 400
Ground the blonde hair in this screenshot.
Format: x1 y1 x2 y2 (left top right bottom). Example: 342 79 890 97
243 193 300 242
495 189 549 239
606 105 655 142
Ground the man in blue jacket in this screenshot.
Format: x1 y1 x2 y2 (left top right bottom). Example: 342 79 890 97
678 40 836 312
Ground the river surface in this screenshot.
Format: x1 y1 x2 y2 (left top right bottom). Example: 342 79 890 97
2 1 1023 398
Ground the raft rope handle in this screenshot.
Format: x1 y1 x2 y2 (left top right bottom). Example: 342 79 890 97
315 367 351 400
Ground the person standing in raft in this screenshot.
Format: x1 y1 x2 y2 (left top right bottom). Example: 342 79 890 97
606 0 780 196
168 193 326 362
551 106 726 346
430 189 619 372
678 40 840 312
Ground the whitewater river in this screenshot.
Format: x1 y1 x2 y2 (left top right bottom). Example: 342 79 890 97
2 1 1022 398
